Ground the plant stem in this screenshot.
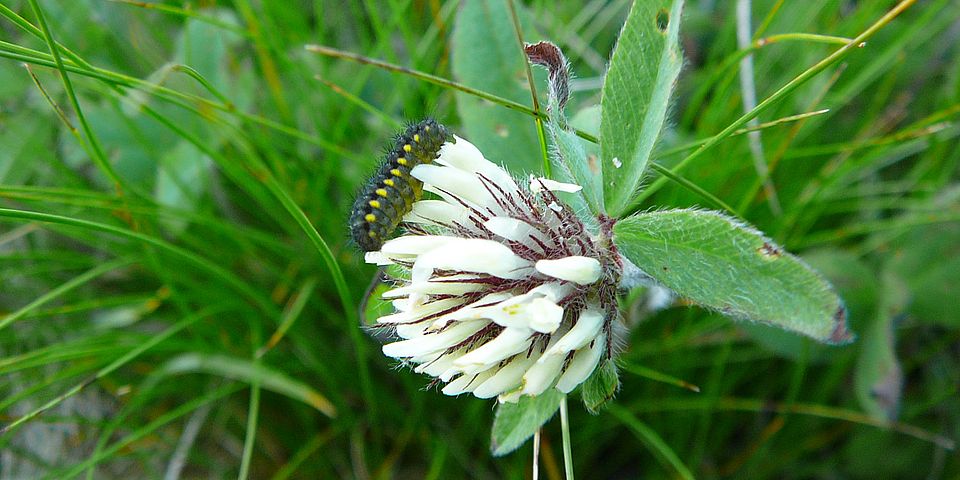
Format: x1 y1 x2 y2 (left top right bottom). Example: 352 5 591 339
560 395 574 480
532 429 541 480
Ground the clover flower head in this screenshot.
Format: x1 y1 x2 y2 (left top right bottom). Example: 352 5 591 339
366 136 622 402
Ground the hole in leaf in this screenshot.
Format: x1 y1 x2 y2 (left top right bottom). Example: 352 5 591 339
656 9 669 32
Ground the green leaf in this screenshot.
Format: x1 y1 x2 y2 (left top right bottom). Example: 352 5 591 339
855 271 906 421
742 248 877 362
155 141 211 236
551 123 603 212
581 359 619 414
601 0 684 216
490 389 563 456
452 0 543 174
614 209 852 344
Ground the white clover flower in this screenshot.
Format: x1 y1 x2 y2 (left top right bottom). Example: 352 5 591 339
366 136 622 403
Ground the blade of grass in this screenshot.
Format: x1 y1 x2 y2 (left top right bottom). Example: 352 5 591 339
628 0 919 212
0 258 132 332
619 361 701 392
630 396 956 450
736 0 782 216
0 306 224 436
257 277 317 357
0 208 279 317
608 404 695 480
26 0 127 194
313 76 400 129
506 0 551 176
656 109 831 160
158 353 336 416
0 36 351 159
238 317 264 480
107 0 250 36
270 428 340 480
48 383 245 479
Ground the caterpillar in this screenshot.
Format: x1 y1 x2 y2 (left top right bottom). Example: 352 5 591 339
350 119 450 251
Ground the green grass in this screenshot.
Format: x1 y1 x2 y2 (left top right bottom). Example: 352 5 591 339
0 0 957 478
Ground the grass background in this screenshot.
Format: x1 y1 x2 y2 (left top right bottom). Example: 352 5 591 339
0 0 958 478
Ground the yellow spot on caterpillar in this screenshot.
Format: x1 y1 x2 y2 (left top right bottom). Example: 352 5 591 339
413 134 420 142
368 231 377 238
391 169 402 176
376 188 388 197
403 144 412 152
397 158 408 165
369 200 381 208
365 213 377 222
383 179 394 186
424 126 431 131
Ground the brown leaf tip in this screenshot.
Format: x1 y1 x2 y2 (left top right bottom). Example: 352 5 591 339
829 305 855 344
523 41 570 111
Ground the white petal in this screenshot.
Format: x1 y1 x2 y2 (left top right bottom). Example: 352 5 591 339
442 369 495 396
381 235 459 257
409 350 442 367
526 281 574 302
376 297 464 324
520 349 565 396
364 251 393 265
383 279 484 299
483 217 547 247
391 298 411 312
535 256 602 285
425 292 515 331
438 136 519 192
529 176 583 193
543 306 604 356
453 327 533 370
413 238 533 281
416 351 459 378
461 282 570 333
394 322 429 339
463 292 565 333
472 353 539 399
381 319 487 358
525 298 565 333
412 164 493 207
403 200 465 226
555 334 605 393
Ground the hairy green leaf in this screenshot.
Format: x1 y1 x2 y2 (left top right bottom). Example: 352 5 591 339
742 248 877 362
601 0 684 216
581 359 619 414
614 209 851 343
490 389 563 456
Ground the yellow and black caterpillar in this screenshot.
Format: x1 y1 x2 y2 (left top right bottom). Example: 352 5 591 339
350 119 450 251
